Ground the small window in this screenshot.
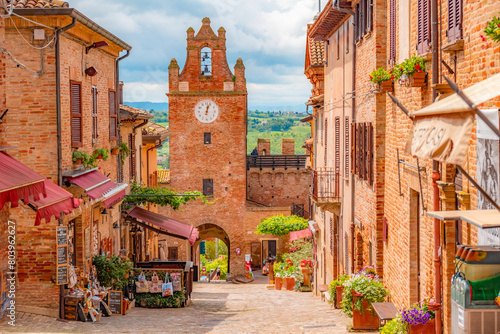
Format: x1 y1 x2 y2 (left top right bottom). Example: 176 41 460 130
204 132 211 144
201 47 212 76
203 179 213 197
91 86 98 140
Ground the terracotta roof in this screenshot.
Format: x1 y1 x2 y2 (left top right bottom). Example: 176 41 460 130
144 122 170 137
119 104 154 120
157 169 170 184
309 40 325 66
308 0 352 41
6 0 69 8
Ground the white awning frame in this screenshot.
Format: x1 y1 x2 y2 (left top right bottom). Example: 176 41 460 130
427 210 500 229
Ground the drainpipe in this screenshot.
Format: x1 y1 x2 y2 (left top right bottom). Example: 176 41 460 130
431 161 442 334
146 139 162 187
56 17 77 187
116 50 130 182
431 0 439 101
350 20 357 275
54 17 76 320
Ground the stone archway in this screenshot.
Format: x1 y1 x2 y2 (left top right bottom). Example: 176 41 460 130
194 223 231 278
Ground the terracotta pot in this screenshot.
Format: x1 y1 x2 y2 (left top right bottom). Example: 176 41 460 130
74 158 82 165
301 268 311 286
335 286 344 309
378 80 394 92
275 277 282 290
352 296 380 330
285 277 295 291
111 148 120 155
409 72 427 87
409 319 435 334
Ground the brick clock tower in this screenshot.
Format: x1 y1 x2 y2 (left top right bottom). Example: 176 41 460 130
165 18 247 275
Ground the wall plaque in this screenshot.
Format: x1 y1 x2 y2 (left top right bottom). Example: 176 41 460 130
179 81 189 92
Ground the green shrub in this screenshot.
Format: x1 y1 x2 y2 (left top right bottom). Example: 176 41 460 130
256 214 308 236
92 255 132 290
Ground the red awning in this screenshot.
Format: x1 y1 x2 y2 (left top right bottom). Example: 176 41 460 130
67 170 109 191
86 181 117 199
127 207 199 245
290 228 313 242
0 152 46 210
103 189 126 209
31 180 83 226
67 170 126 202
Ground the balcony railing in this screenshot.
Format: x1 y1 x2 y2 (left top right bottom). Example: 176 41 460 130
312 167 340 205
246 155 308 170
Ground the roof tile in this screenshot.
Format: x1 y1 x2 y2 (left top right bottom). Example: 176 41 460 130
7 0 69 8
309 40 325 66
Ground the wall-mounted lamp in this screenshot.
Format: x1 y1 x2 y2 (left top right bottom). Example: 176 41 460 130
101 208 109 215
85 41 109 54
113 222 120 229
85 66 98 77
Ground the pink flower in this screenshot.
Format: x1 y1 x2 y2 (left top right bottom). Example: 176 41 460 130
481 35 487 42
369 76 373 80
418 70 422 73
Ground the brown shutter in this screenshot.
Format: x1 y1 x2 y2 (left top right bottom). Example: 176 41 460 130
70 81 82 148
355 4 360 42
335 117 340 174
367 122 373 185
417 0 431 54
351 122 356 175
357 123 362 177
109 90 117 140
360 0 366 38
366 0 373 34
129 134 136 180
362 123 366 180
345 117 349 176
324 117 328 166
330 218 334 255
92 86 98 140
389 0 396 65
448 0 462 42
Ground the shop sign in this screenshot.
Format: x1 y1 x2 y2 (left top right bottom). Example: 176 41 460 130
56 226 68 285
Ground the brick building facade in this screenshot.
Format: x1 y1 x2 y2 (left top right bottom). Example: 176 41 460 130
0 3 131 317
306 0 500 332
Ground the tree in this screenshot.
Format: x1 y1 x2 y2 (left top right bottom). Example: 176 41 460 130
204 239 228 260
256 214 308 236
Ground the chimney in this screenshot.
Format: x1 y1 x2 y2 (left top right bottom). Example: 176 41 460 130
281 138 295 155
257 138 271 156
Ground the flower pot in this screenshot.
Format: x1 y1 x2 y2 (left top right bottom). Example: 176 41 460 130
301 268 311 286
409 319 435 334
378 80 394 92
409 72 427 87
275 277 282 290
335 286 344 309
111 148 120 155
352 296 380 330
286 277 295 291
74 158 82 165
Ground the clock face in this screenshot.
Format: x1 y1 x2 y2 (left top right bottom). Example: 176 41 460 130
195 99 219 123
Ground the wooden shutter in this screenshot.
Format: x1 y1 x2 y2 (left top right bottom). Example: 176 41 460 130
366 0 373 34
335 117 340 174
448 0 462 42
351 122 356 175
357 123 362 177
203 179 213 197
324 118 328 166
389 0 396 65
417 0 431 54
355 4 360 42
109 90 117 140
367 123 373 185
70 81 82 148
92 86 98 140
330 218 334 255
362 123 367 180
345 117 349 176
129 134 136 180
360 0 366 38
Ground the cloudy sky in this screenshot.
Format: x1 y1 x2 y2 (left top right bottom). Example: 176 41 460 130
71 0 322 109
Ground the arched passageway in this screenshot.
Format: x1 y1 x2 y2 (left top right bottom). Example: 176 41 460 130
194 223 230 279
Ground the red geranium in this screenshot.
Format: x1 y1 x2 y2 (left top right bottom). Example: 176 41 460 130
415 64 421 70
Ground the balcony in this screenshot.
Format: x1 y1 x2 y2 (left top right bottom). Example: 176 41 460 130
312 168 340 209
246 155 308 170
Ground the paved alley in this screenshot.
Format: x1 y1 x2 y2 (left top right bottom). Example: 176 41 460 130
1 277 367 334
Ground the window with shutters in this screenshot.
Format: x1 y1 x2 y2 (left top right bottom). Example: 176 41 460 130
351 122 356 175
337 31 340 60
345 117 349 176
320 112 324 145
324 118 328 166
355 0 373 42
91 86 98 141
330 217 334 255
129 134 136 180
109 90 117 140
70 81 82 148
447 0 462 42
389 0 396 65
351 122 373 184
346 23 350 54
417 0 431 54
203 179 213 197
355 4 360 42
335 116 340 175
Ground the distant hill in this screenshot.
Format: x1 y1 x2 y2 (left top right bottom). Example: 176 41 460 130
248 104 307 113
123 102 169 111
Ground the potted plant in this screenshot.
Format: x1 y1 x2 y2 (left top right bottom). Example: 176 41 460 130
484 14 500 43
72 151 90 165
328 273 350 309
369 67 394 92
274 262 284 290
92 148 109 161
401 300 435 334
341 266 389 330
92 255 132 290
119 142 131 165
380 315 408 334
397 55 427 87
299 259 313 287
111 145 120 155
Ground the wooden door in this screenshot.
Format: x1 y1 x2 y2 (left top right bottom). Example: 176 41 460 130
251 242 261 269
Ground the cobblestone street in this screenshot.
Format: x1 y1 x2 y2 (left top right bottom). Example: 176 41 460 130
1 276 366 334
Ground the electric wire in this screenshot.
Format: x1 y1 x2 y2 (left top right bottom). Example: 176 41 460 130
0 0 13 18
0 45 40 75
11 12 57 30
9 16 57 50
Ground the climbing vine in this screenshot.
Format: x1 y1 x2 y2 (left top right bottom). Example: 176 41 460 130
256 214 308 236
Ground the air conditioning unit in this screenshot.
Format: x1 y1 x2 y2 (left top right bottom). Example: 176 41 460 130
452 300 500 334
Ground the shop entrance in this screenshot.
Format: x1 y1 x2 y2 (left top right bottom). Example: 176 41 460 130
194 223 230 282
261 239 277 268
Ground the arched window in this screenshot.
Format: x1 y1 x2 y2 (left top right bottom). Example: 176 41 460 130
201 47 212 76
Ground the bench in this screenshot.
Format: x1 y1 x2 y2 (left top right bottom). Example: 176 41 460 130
371 302 398 327
318 284 329 302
